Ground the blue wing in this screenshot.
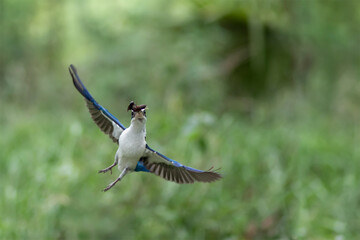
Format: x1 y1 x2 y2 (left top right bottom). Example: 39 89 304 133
135 144 222 183
69 64 126 143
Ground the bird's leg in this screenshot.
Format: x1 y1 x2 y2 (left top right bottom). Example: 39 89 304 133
98 155 118 174
103 167 130 192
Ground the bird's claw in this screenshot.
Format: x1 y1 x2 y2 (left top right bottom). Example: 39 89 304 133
98 168 113 174
103 182 115 192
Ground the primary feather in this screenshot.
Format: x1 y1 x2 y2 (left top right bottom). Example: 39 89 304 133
69 64 125 143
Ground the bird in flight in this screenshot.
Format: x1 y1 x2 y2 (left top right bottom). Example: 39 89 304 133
68 65 222 191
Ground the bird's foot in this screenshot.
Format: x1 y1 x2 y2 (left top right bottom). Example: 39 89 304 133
98 166 115 174
103 180 119 192
102 168 129 192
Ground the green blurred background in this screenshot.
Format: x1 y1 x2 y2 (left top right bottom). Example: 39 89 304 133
1 0 360 239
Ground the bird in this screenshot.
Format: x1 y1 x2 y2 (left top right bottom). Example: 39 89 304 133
68 64 222 191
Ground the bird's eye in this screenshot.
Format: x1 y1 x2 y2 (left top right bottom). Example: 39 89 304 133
131 111 135 118
143 110 146 116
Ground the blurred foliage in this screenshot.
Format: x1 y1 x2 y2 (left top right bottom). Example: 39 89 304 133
1 0 360 239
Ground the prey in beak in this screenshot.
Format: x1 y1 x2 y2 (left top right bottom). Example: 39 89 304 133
127 101 147 122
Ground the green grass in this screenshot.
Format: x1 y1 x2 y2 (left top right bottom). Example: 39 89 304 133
1 101 359 239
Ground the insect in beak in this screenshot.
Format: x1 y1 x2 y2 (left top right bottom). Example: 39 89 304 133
128 101 147 121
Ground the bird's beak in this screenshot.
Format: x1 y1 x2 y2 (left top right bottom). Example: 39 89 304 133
134 111 145 120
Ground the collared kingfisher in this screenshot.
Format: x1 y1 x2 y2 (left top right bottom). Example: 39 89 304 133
69 65 222 191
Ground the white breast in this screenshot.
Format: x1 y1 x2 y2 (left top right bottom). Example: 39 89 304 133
117 123 146 168
119 129 145 156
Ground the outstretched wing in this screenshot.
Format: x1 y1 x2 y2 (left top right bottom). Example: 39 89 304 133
139 145 222 183
69 64 126 143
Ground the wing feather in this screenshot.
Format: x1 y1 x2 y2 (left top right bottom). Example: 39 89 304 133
140 145 222 184
69 64 126 143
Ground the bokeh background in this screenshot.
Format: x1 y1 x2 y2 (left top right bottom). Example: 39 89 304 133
1 0 360 239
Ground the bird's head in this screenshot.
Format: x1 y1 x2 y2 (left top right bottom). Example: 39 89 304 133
127 101 147 123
